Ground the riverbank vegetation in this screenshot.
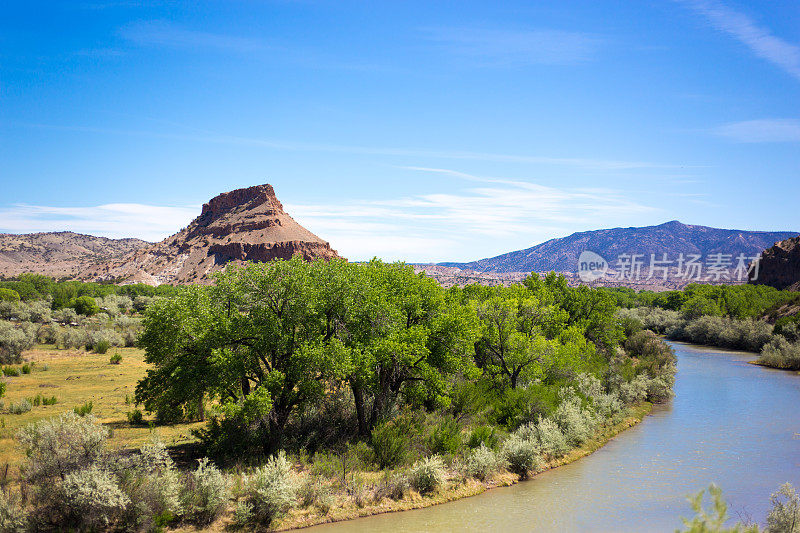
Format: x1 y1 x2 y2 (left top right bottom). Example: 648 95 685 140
610 284 800 371
677 482 800 533
0 259 675 531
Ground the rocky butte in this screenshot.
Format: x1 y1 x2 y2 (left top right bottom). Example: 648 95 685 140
749 235 800 291
86 184 339 285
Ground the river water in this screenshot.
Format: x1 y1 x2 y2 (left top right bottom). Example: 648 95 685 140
307 342 800 532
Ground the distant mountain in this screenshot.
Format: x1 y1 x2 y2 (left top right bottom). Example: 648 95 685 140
85 184 339 285
750 236 800 291
0 232 150 278
439 221 799 275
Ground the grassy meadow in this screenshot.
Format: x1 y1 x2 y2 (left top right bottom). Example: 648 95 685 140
0 345 203 469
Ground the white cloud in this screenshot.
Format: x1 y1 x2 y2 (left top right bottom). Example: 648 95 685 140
714 119 800 143
679 0 800 81
0 203 198 242
421 27 602 66
287 168 657 262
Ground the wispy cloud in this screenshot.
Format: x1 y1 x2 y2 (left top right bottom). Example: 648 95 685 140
14 122 665 171
421 27 602 66
287 168 657 261
678 0 800 81
0 204 198 242
713 119 800 143
119 20 269 52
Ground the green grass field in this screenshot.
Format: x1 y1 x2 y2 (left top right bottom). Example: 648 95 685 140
0 345 204 468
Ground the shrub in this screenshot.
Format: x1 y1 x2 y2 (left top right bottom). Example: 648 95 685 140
766 482 800 533
183 458 230 525
122 437 183 529
8 400 31 415
619 374 649 404
2 366 20 377
534 417 570 458
55 327 87 350
501 433 541 479
428 417 463 456
370 419 413 468
298 476 333 512
21 363 30 374
0 321 34 364
28 394 57 407
52 307 78 325
74 401 94 416
759 337 800 370
94 339 111 354
110 353 122 365
56 465 130 530
408 455 445 495
374 471 409 501
240 451 296 526
467 425 500 450
73 295 100 316
127 409 144 425
0 289 20 303
553 391 596 446
463 445 505 481
17 412 108 482
0 489 27 533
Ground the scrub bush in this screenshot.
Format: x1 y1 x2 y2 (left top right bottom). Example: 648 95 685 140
239 452 296 526
463 445 505 481
501 433 541 479
183 458 230 525
408 455 445 494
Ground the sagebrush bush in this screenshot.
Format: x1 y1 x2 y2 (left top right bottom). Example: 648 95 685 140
183 458 230 525
240 451 296 526
55 327 87 350
766 482 800 533
0 489 27 533
501 433 541 479
298 476 334 513
57 465 130 530
553 392 596 446
17 411 108 482
759 337 800 370
463 444 505 481
619 374 649 404
534 417 570 458
121 437 183 529
8 399 31 415
409 455 446 494
374 471 409 502
0 321 34 364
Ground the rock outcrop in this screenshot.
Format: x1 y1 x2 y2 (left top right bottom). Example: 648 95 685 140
86 184 338 285
749 236 800 291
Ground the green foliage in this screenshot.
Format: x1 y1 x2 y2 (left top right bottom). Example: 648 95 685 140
8 400 31 415
759 337 800 370
0 321 35 364
28 394 57 407
20 363 30 374
127 409 144 425
109 353 122 364
370 417 414 469
56 465 131 530
428 417 463 456
74 401 94 416
677 483 758 533
0 288 20 303
93 339 111 354
467 425 500 450
408 455 445 494
2 366 20 377
73 295 100 316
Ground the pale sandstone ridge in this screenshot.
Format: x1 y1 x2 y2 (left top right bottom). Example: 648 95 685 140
749 236 800 291
85 184 339 285
0 232 150 278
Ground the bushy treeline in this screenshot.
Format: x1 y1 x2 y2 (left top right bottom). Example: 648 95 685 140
618 306 800 370
604 283 799 321
0 273 179 306
0 296 145 363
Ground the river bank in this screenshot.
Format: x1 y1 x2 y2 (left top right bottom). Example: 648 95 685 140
269 402 653 531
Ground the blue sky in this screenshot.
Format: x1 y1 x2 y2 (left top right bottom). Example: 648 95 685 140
1 1 798 262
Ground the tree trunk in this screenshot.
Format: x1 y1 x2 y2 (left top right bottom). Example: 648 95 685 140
351 382 369 437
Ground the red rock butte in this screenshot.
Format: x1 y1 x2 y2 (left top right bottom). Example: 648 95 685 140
86 184 339 285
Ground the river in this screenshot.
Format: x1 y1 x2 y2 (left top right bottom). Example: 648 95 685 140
306 341 800 532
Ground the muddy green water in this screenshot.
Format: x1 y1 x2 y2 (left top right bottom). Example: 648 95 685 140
306 342 800 532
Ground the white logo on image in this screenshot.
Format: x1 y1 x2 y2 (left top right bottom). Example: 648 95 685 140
578 250 608 282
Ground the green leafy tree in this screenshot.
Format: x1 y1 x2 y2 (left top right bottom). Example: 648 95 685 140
0 288 19 302
72 295 99 316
